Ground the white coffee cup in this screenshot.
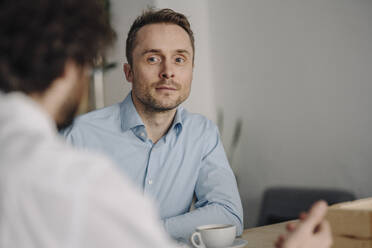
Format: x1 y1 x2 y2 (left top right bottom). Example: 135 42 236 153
190 224 236 248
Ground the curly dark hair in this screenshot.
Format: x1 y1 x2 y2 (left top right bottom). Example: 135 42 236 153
0 0 116 94
126 8 194 66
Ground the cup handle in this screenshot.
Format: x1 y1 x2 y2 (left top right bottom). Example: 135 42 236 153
190 231 206 248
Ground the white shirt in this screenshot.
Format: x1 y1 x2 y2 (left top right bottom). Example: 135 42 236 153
0 92 179 248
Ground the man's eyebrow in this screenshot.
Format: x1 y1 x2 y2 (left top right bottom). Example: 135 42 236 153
141 49 161 56
176 49 191 56
141 49 192 56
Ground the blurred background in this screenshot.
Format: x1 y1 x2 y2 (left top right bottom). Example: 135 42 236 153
93 0 372 228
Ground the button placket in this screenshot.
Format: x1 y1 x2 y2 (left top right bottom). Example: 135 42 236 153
144 145 158 194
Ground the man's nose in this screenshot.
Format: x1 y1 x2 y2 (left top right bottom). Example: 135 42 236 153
160 60 175 79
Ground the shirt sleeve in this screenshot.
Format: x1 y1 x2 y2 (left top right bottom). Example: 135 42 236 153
73 157 181 248
163 122 244 242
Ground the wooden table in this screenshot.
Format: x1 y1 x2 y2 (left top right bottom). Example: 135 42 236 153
240 221 295 248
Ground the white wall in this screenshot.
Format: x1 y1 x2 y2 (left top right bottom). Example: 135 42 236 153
208 0 372 228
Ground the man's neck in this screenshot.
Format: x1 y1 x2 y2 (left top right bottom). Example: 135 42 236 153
132 94 177 144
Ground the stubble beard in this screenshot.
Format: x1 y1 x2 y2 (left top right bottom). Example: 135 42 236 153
133 79 190 113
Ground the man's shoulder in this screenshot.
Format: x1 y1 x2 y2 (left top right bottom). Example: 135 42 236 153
62 103 121 137
9 137 155 219
3 133 117 191
181 108 217 129
47 138 117 176
180 108 219 134
76 103 120 124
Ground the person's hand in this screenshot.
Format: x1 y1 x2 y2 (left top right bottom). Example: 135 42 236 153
275 200 333 248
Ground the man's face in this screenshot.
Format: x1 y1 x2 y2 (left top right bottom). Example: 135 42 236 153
124 23 194 112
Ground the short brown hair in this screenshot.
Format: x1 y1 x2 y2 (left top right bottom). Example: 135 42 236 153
126 8 195 66
0 0 115 94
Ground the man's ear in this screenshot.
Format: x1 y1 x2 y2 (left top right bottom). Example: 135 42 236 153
124 63 133 83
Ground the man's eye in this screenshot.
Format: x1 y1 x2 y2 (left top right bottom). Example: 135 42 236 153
147 56 160 63
175 57 185 63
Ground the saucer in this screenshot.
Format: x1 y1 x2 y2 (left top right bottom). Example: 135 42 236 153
226 238 248 248
189 238 248 248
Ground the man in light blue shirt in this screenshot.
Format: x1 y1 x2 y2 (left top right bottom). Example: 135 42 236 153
62 8 243 242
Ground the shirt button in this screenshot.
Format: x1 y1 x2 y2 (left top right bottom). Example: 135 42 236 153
148 179 153 185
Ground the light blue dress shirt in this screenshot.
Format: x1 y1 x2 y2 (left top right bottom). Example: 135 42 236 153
62 93 243 242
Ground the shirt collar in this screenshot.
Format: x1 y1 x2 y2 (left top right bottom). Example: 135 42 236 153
171 106 183 136
120 92 144 132
119 92 184 135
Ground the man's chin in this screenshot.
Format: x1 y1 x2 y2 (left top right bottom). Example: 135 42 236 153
136 92 187 112
150 100 184 112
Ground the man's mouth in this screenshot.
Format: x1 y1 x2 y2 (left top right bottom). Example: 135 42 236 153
156 85 177 91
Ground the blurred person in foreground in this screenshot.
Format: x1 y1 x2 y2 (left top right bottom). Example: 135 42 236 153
0 0 332 247
0 0 177 247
